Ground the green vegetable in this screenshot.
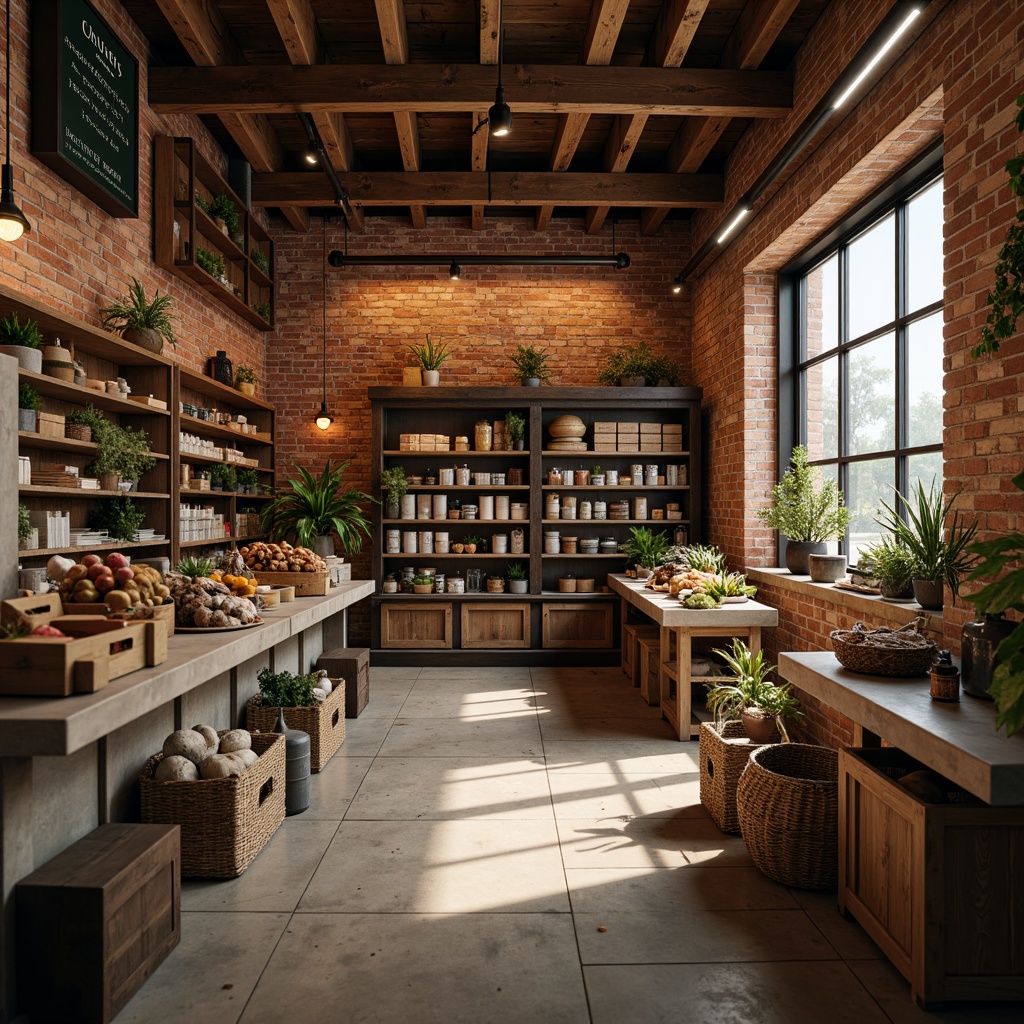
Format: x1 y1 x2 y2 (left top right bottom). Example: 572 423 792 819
176 556 215 579
257 666 318 707
684 593 718 609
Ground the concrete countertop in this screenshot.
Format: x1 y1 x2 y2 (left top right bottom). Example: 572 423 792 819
0 580 374 758
607 574 779 627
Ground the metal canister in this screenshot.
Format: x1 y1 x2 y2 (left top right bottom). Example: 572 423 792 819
386 529 401 553
645 465 659 486
275 710 310 816
432 494 448 519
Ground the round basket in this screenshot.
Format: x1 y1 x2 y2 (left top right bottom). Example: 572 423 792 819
829 617 936 677
65 423 92 442
736 743 838 890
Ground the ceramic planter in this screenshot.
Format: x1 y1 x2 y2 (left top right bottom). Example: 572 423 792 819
313 535 335 558
912 578 944 610
0 345 43 373
522 377 540 387
808 554 848 583
412 583 433 594
784 540 826 575
237 381 256 396
122 327 164 354
741 711 779 744
422 369 440 386
18 409 36 432
509 579 528 594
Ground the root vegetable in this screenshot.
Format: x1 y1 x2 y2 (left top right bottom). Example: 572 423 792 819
218 729 251 753
199 752 247 779
155 756 199 781
162 729 210 766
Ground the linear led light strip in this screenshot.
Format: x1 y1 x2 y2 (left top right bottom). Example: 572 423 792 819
671 1 926 290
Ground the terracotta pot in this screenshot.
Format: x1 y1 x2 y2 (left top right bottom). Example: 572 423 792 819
451 543 464 554
784 540 826 575
464 544 477 554
122 327 164 354
741 711 779 744
412 584 433 594
237 381 255 396
99 471 121 491
912 578 944 611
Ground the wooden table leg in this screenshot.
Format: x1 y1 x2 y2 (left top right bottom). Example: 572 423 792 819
620 595 630 674
747 627 761 657
676 627 692 741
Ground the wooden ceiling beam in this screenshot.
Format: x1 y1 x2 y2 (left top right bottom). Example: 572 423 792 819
585 112 651 233
266 0 363 231
375 0 426 228
147 65 792 118
251 171 724 207
471 109 489 230
646 0 712 68
480 0 500 64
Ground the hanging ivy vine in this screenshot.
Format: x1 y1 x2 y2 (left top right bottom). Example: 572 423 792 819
974 94 1024 358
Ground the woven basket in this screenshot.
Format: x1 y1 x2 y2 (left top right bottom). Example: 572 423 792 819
829 617 936 677
139 732 285 878
736 743 838 890
699 720 766 833
246 680 345 773
64 423 92 442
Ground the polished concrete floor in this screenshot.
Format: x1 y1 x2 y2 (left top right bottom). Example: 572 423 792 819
115 666 1022 1023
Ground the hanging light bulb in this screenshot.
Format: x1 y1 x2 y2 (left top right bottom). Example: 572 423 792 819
0 0 30 242
671 275 683 295
313 213 333 430
315 401 333 430
489 28 512 137
449 261 461 281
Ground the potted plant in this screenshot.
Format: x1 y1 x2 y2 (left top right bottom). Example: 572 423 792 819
509 343 551 386
406 334 452 386
87 494 146 542
857 536 918 599
647 353 681 386
18 383 39 432
237 468 259 494
756 445 852 574
65 408 94 442
462 533 480 554
505 411 526 450
596 341 655 387
99 278 177 354
262 459 374 557
235 364 257 396
381 465 408 519
705 639 801 743
251 249 270 275
412 573 434 594
206 193 240 240
876 479 978 611
507 561 529 594
195 247 225 281
620 526 669 579
18 502 34 550
590 465 605 486
0 312 44 372
87 419 156 491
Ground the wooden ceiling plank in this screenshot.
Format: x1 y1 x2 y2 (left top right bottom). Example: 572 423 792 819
480 0 500 64
646 0 712 68
147 66 793 118
550 113 591 172
604 113 649 172
251 170 724 207
472 205 485 230
584 206 609 234
535 206 554 231
472 112 490 172
640 207 670 235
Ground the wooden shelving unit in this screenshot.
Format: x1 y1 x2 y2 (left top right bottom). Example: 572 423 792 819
370 386 702 664
154 136 275 331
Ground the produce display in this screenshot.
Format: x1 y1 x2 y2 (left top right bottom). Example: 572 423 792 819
176 554 259 597
165 573 261 628
256 666 333 706
50 552 170 609
240 541 327 573
154 725 259 780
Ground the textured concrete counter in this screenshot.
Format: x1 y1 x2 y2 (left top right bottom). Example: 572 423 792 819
0 580 374 758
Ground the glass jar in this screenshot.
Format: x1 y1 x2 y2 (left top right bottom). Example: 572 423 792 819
475 420 493 451
456 464 471 486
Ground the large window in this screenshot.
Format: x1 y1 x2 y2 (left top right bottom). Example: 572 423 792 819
782 160 943 560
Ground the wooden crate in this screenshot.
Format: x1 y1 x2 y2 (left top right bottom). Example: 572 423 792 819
0 595 167 696
381 601 452 648
542 601 614 648
699 720 764 833
461 602 530 649
140 733 285 878
16 823 180 1024
62 600 176 637
318 646 370 718
622 621 659 682
246 679 345 772
253 569 329 597
839 747 1024 1007
637 635 660 705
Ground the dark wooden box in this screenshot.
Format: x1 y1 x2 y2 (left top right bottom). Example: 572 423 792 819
318 646 370 718
17 823 181 1024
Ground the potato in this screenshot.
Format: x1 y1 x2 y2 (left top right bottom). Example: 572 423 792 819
155 755 198 781
199 752 247 779
192 723 220 753
105 590 132 611
218 728 252 753
162 729 210 766
232 748 259 767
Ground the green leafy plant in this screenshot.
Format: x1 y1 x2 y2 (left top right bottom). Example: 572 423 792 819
195 246 225 279
406 334 452 371
965 467 1024 736
756 445 852 542
505 411 526 442
238 468 259 490
251 249 270 274
705 639 801 741
257 666 318 708
462 533 481 547
18 502 31 542
680 543 727 573
509 343 551 383
620 526 669 570
412 574 434 586
87 419 156 483
381 465 409 505
208 193 240 237
234 363 257 385
507 561 527 580
975 95 1024 358
99 278 177 349
647 353 681 386
590 465 603 476
88 495 145 542
857 536 919 592
596 341 679 386
262 460 374 553
700 571 757 600
176 556 216 579
250 300 272 321
0 312 43 348
18 383 39 411
876 479 978 597
210 464 236 489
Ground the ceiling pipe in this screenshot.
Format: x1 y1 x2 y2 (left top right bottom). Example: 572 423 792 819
328 252 630 270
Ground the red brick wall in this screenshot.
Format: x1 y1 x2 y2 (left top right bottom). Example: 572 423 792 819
267 216 692 642
0 0 265 381
689 0 1024 746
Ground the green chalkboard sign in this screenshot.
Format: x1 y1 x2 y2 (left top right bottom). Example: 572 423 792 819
31 0 139 218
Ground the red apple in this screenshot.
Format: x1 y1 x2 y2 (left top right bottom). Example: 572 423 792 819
81 554 103 568
114 567 135 584
88 563 112 582
95 574 116 593
65 564 90 583
105 552 130 571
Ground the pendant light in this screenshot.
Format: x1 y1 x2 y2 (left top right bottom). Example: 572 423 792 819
488 30 512 138
314 213 333 430
0 0 31 242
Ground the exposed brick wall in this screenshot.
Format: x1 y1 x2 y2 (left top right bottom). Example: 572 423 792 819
267 216 692 642
689 0 1024 747
0 0 265 382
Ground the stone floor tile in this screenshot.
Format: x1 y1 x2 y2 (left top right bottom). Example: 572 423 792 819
543 741 700 776
298 819 569 914
334 716 394 757
301 755 373 820
539 715 681 743
788 888 884 961
240 913 589 1024
548 771 700 819
112 912 289 1024
397 686 539 720
346 755 554 820
377 716 543 757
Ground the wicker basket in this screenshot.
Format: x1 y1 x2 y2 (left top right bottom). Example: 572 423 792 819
699 720 766 833
64 423 92 442
246 680 345 773
829 617 936 677
736 743 838 890
139 732 285 878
